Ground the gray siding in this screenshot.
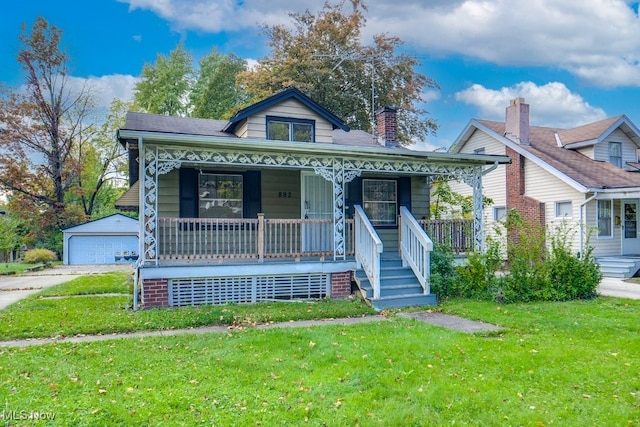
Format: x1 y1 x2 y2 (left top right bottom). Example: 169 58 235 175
261 169 301 218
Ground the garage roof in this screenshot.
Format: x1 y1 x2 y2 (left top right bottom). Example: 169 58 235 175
63 214 138 234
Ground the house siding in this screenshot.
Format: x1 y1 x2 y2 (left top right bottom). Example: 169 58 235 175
524 160 583 253
447 130 507 245
261 169 301 218
158 169 180 218
411 176 430 220
586 198 622 257
593 129 637 168
244 99 334 143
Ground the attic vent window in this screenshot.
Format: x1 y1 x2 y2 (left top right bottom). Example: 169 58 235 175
267 116 314 142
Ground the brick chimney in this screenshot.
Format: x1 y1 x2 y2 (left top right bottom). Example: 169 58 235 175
505 97 530 145
376 106 398 147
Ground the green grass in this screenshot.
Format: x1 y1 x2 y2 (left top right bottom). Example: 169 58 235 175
0 298 639 425
0 272 375 340
0 262 33 275
1 273 639 425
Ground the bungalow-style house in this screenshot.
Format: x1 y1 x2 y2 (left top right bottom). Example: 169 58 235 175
449 97 640 278
116 87 509 309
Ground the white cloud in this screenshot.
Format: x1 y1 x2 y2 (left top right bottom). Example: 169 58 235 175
120 0 296 32
364 0 640 87
454 81 607 128
119 0 640 88
66 74 139 109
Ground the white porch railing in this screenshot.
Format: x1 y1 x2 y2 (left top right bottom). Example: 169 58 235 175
354 205 383 299
399 206 433 294
157 216 354 261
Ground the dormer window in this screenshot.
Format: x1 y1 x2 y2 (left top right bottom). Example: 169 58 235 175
609 142 622 168
267 116 314 142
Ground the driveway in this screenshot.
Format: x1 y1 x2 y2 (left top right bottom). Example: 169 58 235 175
598 277 640 300
0 264 134 310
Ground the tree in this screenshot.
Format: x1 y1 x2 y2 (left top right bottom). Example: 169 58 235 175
74 98 130 216
237 0 439 144
133 43 193 116
0 18 127 252
190 49 249 119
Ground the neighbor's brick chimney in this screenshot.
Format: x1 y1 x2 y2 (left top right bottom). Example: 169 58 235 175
505 97 530 145
504 97 544 255
376 106 398 147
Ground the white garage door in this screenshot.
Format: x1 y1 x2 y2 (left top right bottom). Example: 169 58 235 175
68 235 139 265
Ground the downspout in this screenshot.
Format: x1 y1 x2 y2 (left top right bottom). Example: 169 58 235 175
482 160 500 176
579 191 598 255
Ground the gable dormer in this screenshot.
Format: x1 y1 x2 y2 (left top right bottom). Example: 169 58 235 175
558 116 640 170
222 87 349 143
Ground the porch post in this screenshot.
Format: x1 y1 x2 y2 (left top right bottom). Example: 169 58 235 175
141 145 182 265
470 166 484 252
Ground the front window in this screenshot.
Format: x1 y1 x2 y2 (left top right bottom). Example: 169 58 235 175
609 142 622 168
363 179 397 225
555 201 573 218
493 206 506 221
199 173 243 218
597 199 612 237
267 116 314 142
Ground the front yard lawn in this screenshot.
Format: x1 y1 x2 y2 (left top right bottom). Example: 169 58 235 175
1 297 638 425
0 272 376 340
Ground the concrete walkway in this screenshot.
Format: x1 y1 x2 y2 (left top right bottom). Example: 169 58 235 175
598 277 640 299
0 264 133 310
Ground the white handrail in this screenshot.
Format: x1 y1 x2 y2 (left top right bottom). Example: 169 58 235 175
354 205 383 299
400 206 433 294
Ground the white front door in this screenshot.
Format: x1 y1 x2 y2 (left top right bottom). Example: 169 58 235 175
622 200 640 255
301 172 333 252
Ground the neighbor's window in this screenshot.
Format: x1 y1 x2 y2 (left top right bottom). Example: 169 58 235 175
363 179 397 225
609 142 622 168
597 199 612 237
493 206 506 221
199 173 243 218
555 201 573 218
267 116 314 142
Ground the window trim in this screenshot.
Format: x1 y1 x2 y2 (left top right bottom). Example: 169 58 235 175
362 178 398 227
493 206 506 221
554 201 573 219
609 141 622 168
597 199 613 239
266 115 315 142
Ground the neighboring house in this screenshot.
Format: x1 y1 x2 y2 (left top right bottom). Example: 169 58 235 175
62 214 139 265
116 87 509 309
449 97 640 277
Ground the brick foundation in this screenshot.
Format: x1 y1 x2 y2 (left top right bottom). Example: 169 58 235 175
142 279 169 309
330 271 353 299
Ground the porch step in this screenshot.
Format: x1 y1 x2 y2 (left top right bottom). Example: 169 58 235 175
596 257 640 278
354 259 437 310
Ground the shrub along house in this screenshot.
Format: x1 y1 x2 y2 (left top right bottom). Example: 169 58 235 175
116 87 509 310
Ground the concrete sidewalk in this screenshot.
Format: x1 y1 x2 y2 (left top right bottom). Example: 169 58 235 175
597 277 640 299
0 264 133 310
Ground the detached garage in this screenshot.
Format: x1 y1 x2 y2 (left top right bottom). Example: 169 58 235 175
63 214 139 265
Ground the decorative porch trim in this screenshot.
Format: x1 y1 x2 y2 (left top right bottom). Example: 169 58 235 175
141 143 484 263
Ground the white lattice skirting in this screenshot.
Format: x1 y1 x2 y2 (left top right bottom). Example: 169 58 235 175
168 274 330 306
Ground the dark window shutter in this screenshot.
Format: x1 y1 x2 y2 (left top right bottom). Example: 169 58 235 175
346 177 362 218
179 168 198 218
243 171 261 218
398 177 411 210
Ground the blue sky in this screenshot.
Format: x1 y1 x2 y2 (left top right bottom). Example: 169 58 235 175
3 0 640 150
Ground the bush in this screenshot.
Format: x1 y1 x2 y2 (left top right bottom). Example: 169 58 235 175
24 248 57 264
449 211 601 304
429 243 456 298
